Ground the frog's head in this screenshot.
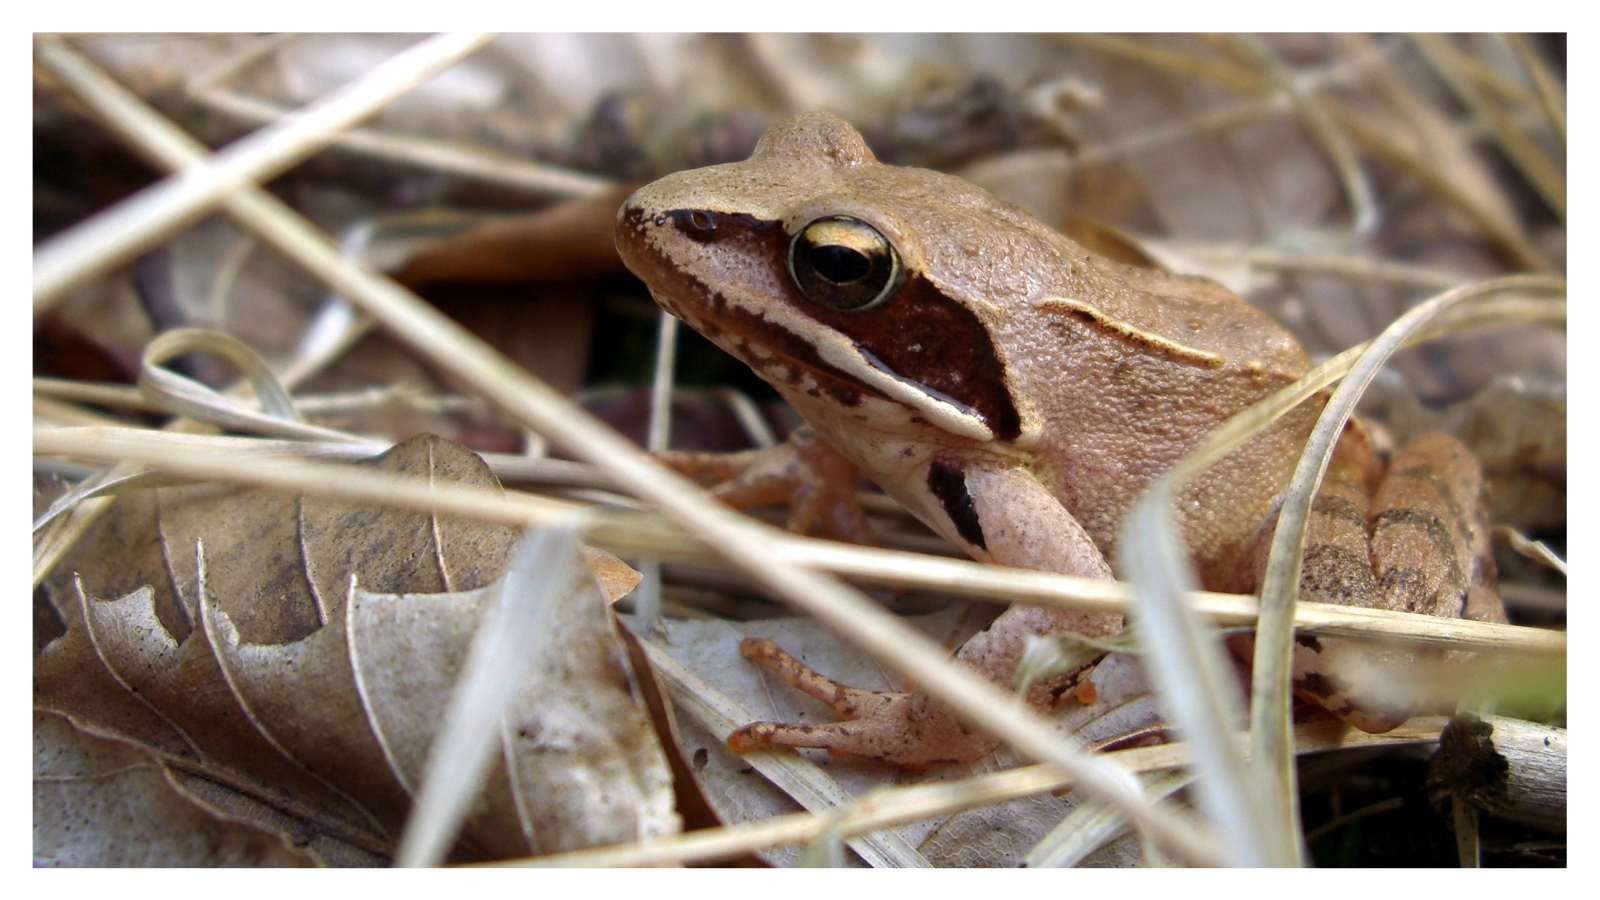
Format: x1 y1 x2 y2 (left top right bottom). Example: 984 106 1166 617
616 112 1032 445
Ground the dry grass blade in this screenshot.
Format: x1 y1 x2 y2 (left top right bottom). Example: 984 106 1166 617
1228 34 1376 234
632 310 683 625
32 396 130 429
35 378 165 413
393 525 591 867
33 426 1567 658
1026 770 1194 868
509 718 1450 867
190 87 617 200
1505 34 1566 146
33 32 496 311
1181 245 1469 292
31 426 611 500
1120 493 1272 865
1499 528 1566 577
36 326 352 541
1411 34 1565 222
33 377 482 421
34 427 577 531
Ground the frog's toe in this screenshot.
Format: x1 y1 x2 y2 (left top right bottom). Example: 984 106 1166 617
726 704 995 769
730 638 1004 766
739 637 903 720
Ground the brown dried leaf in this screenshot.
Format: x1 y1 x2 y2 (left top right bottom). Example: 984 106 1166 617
394 186 635 288
35 434 661 863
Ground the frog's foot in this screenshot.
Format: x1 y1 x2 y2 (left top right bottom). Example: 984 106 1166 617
657 428 874 543
727 638 1000 768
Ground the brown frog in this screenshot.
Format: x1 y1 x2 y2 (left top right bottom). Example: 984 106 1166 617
615 112 1503 767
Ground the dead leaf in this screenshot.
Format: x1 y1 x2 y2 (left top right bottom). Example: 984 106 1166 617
346 560 674 858
34 710 317 867
35 434 663 864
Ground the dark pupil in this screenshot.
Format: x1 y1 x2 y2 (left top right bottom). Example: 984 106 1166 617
809 245 871 283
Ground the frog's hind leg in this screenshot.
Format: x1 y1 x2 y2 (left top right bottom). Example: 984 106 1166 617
1367 431 1500 622
1290 427 1502 732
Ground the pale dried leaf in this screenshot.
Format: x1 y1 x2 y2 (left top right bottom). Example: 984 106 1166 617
74 580 381 836
503 546 676 853
352 569 674 858
348 582 527 859
201 581 414 840
34 710 316 867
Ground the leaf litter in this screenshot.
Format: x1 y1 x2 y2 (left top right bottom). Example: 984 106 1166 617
36 434 670 864
34 34 1563 867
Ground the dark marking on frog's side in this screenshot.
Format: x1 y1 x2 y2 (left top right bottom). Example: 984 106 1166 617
1299 544 1379 605
1294 634 1324 654
1310 494 1367 528
1373 507 1466 587
927 460 985 550
1298 671 1337 699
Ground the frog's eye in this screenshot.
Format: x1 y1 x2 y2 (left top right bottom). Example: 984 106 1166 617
788 216 901 311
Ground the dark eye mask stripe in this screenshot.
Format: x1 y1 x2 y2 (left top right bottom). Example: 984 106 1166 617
655 208 1022 441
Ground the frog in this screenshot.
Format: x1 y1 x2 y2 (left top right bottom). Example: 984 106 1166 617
614 111 1505 768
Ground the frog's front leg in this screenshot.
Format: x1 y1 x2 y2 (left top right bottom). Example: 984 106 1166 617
729 459 1124 767
1263 427 1504 732
658 426 875 543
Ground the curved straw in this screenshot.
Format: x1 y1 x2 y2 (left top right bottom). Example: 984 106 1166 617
1248 275 1565 864
1121 274 1563 867
138 328 352 442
